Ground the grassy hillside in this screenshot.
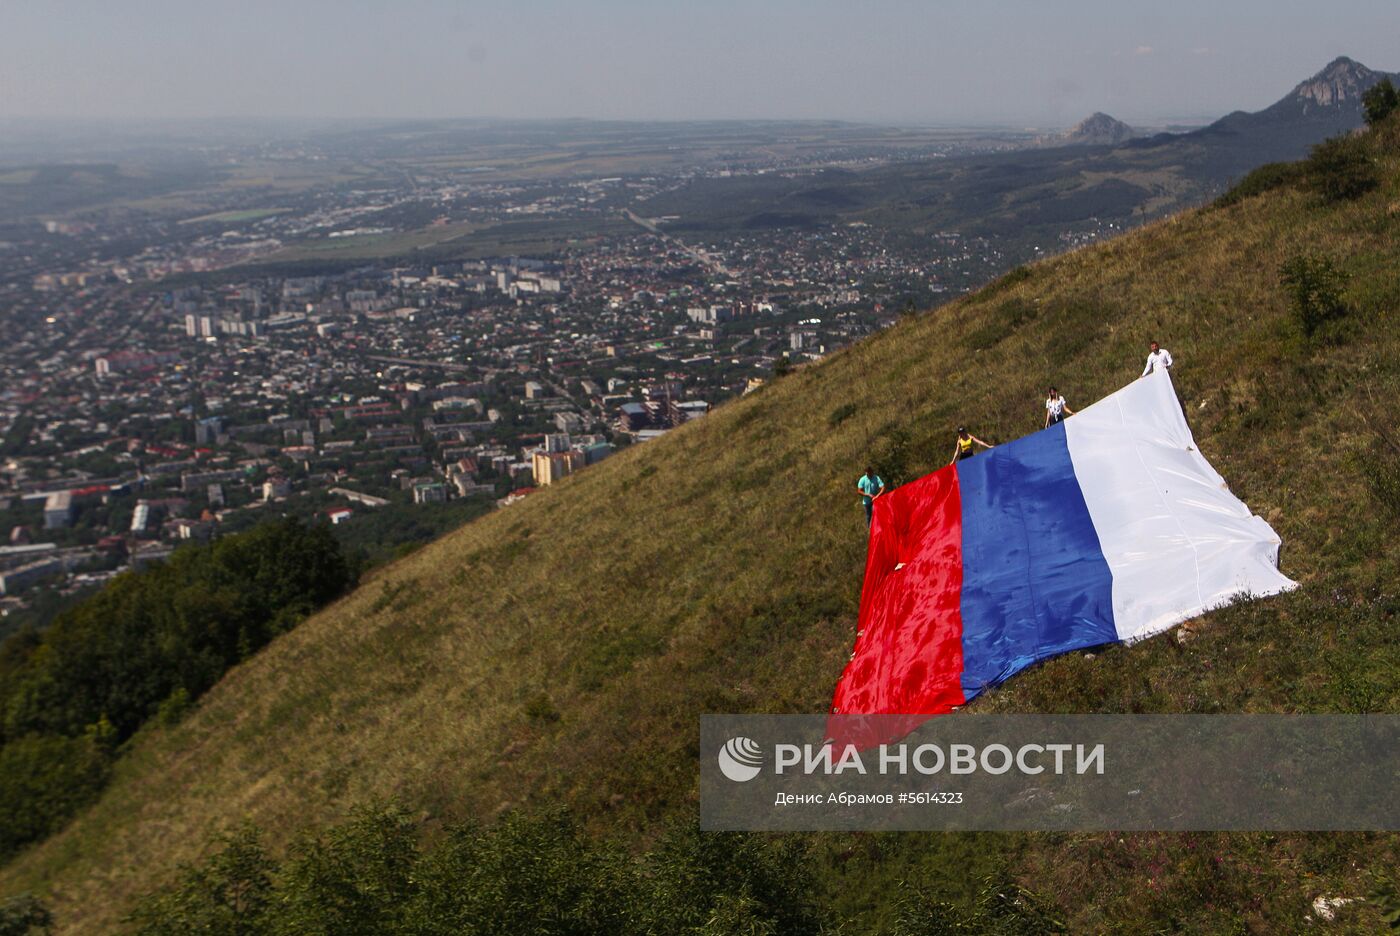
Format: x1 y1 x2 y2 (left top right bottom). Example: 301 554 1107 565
4 122 1400 933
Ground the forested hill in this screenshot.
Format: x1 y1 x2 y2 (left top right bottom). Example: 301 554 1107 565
3 108 1400 934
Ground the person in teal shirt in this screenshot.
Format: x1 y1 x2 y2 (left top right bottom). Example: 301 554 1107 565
857 467 885 526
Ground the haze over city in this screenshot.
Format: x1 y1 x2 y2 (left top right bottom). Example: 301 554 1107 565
3 0 1398 125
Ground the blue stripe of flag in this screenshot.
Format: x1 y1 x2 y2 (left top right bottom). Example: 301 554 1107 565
954 421 1118 697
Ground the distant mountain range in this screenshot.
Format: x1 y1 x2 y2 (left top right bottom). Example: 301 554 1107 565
1203 56 1392 139
1128 55 1399 178
1049 56 1392 157
642 56 1398 243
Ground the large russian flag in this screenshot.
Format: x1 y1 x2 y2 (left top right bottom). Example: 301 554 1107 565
830 371 1296 723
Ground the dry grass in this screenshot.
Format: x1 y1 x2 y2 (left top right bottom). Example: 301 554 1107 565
3 144 1399 934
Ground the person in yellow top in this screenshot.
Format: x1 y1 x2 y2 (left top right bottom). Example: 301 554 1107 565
950 426 993 465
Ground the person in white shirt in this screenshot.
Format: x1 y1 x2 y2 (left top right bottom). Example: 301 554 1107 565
1043 387 1075 428
1141 340 1173 378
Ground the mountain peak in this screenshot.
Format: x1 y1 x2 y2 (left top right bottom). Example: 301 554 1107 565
1292 56 1379 107
1041 112 1138 148
1320 55 1365 73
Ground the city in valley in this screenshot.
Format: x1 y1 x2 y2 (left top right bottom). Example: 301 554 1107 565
2 119 1113 626
0 82 1332 626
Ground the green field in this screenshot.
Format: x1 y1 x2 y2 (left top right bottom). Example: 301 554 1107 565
250 216 633 265
4 121 1400 933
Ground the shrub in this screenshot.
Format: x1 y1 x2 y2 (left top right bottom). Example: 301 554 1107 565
1278 254 1349 338
276 804 420 936
1368 874 1400 930
126 827 274 936
1363 77 1400 127
524 690 561 723
122 806 822 936
0 517 352 745
827 402 858 428
0 895 51 936
641 824 818 935
404 811 635 936
1213 162 1305 209
154 688 191 727
1304 134 1379 203
872 424 917 488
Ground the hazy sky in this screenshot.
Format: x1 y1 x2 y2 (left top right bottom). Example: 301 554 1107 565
3 0 1397 126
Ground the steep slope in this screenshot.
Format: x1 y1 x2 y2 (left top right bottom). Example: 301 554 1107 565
5 125 1400 933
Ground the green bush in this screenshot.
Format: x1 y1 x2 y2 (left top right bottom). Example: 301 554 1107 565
122 806 822 936
125 826 274 936
827 402 858 427
872 424 917 488
524 690 561 723
1279 254 1349 338
404 811 635 936
1304 134 1379 203
277 805 420 936
641 825 818 935
154 688 191 727
1363 77 1400 127
0 895 51 936
1214 162 1306 209
1368 874 1400 930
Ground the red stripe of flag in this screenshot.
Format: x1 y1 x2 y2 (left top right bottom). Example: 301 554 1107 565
828 466 967 746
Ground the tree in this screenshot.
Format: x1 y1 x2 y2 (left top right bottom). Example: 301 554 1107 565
1363 77 1400 127
0 734 111 860
0 518 353 861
